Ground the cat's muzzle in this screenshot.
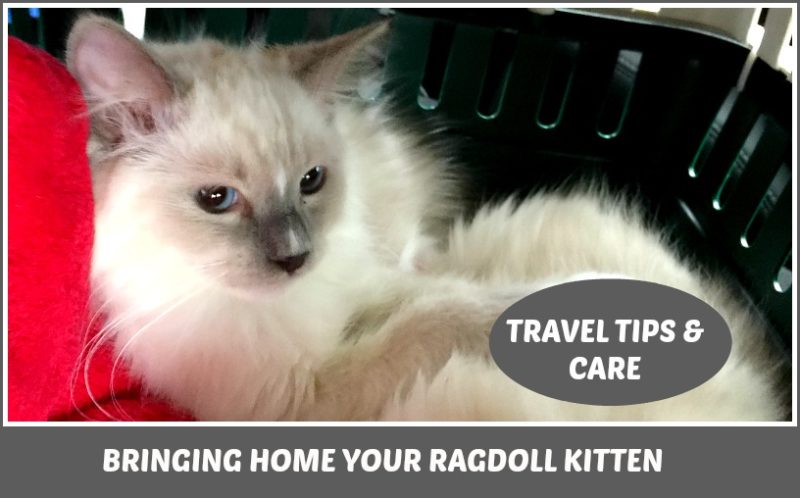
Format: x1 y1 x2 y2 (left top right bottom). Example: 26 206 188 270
261 209 313 275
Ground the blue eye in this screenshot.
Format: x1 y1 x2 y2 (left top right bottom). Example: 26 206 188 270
197 186 239 213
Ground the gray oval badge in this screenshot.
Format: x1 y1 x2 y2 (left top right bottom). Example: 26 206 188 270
489 279 732 406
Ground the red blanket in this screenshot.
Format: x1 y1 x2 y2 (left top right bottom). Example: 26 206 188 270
7 37 190 422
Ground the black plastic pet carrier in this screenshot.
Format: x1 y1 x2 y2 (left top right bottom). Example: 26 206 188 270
9 7 794 351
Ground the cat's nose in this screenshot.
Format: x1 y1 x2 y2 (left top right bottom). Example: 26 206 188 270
271 252 309 275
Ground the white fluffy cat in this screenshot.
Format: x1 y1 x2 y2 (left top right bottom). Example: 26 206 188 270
67 15 786 421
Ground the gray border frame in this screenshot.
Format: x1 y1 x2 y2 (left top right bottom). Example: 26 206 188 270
3 2 797 495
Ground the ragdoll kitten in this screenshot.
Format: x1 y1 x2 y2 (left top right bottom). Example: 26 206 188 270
67 15 786 421
67 14 464 420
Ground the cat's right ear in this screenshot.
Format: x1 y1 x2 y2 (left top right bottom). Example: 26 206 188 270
66 15 174 143
281 21 391 103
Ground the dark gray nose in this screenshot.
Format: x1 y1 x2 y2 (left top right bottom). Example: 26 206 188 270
271 251 309 274
258 206 312 275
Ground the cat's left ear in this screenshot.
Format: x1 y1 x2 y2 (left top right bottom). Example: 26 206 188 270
281 20 391 101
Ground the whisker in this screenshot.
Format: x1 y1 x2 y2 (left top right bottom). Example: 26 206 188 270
76 260 227 422
108 284 211 420
81 325 120 421
69 293 116 421
77 290 174 421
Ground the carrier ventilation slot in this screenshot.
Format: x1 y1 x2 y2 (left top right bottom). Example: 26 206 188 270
417 21 456 110
477 29 518 119
535 41 579 130
773 251 792 293
740 163 790 248
596 49 642 139
688 89 738 178
712 115 768 211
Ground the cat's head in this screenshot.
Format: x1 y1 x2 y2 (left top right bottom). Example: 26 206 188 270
66 15 389 297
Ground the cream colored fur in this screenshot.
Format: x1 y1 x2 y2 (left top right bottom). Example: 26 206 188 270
390 193 786 421
69 17 786 422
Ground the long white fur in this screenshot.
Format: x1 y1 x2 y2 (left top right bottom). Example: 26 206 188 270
391 192 786 421
89 106 456 419
72 18 786 422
